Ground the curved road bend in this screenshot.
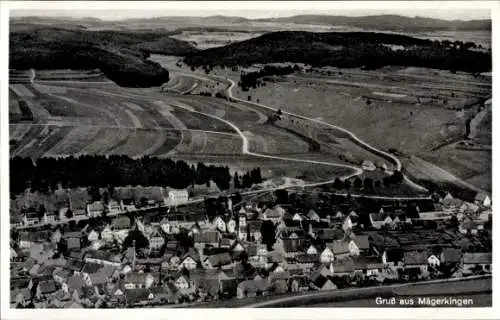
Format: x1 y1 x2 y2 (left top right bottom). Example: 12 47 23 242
223 78 427 192
168 70 427 192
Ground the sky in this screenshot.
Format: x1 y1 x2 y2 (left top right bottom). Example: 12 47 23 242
8 1 493 21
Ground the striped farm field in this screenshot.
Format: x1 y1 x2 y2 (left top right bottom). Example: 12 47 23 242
169 107 236 133
10 125 73 158
169 131 242 156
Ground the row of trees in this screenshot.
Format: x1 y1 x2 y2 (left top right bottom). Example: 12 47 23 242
10 155 264 195
233 168 263 189
329 171 404 191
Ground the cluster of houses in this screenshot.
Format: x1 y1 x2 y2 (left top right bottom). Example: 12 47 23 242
11 190 190 228
10 189 492 308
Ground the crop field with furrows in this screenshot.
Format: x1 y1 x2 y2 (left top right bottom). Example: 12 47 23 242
421 147 491 192
228 68 490 156
243 123 311 154
168 154 355 183
34 69 111 82
10 125 73 158
162 74 199 94
9 90 22 115
168 107 236 133
175 97 261 124
167 131 242 156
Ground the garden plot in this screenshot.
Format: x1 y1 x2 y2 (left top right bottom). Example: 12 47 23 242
170 131 241 156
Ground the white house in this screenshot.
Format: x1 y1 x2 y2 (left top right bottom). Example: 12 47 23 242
427 254 440 267
306 245 318 255
86 202 104 218
320 247 335 264
226 219 237 234
101 226 114 243
107 201 122 215
166 190 189 206
213 216 227 233
179 256 197 270
87 230 100 243
342 216 353 232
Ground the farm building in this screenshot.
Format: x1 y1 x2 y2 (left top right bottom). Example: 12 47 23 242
361 160 376 171
166 189 189 206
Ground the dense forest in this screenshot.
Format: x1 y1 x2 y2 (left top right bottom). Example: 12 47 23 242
183 31 491 73
9 26 197 87
9 155 263 195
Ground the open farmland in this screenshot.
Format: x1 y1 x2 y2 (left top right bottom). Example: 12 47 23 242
168 154 356 183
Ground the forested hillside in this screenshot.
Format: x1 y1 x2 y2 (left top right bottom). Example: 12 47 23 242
183 31 491 73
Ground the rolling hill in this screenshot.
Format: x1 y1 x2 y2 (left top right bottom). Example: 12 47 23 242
255 15 491 32
183 31 491 72
9 25 198 87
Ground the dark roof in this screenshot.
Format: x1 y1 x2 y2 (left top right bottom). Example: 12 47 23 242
38 280 57 294
282 239 306 253
329 241 350 255
206 252 232 266
66 237 81 249
295 254 319 264
86 250 117 262
441 249 462 263
113 216 131 229
404 251 429 265
238 279 271 293
194 230 220 243
352 235 370 250
81 262 103 274
248 220 263 233
62 231 82 239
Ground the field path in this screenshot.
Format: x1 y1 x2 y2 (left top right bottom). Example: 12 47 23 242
223 78 427 191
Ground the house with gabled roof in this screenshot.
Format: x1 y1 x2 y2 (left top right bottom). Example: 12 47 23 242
474 193 491 207
179 249 199 270
204 252 233 269
212 216 227 233
403 250 429 274
36 280 57 299
87 201 104 218
194 230 220 249
148 228 165 250
462 252 492 275
247 220 263 242
330 240 351 260
440 248 462 265
85 250 121 267
307 209 320 222
350 235 370 256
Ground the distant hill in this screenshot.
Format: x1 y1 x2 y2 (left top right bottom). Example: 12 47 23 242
10 14 491 33
183 31 491 73
9 25 198 87
255 15 491 32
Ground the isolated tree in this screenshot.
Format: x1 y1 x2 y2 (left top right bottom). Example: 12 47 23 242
344 180 352 189
275 189 289 204
363 178 374 190
260 220 277 251
233 173 241 189
353 178 362 189
123 230 149 250
333 178 344 190
65 208 74 219
33 205 45 221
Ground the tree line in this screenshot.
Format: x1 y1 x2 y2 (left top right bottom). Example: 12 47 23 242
10 155 264 195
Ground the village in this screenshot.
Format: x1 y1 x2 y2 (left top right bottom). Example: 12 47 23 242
10 186 492 308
